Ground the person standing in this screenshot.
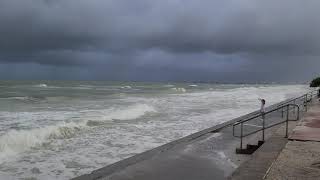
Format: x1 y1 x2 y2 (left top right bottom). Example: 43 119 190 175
259 98 266 114
259 98 266 141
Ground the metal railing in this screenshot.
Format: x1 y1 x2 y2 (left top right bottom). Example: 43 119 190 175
278 90 316 116
232 89 318 151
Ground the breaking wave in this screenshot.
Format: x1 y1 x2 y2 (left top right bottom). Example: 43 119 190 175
171 88 187 93
86 104 156 124
4 96 47 102
104 104 156 120
121 86 132 89
35 84 48 88
0 104 156 160
163 84 175 88
0 122 84 161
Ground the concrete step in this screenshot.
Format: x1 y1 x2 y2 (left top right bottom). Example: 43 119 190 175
258 140 265 146
236 141 265 154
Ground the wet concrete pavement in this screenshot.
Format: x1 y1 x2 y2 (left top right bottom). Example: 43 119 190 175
264 100 320 180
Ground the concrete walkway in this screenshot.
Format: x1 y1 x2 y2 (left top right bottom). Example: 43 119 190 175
264 100 320 180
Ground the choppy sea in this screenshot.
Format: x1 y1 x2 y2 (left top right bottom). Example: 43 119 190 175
0 81 311 179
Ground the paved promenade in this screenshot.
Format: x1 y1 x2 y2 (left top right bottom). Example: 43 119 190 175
264 100 320 180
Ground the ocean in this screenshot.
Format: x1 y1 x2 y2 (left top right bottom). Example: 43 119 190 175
0 81 310 179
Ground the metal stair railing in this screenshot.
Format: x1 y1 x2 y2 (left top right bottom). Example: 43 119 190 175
233 103 299 151
277 90 317 115
232 89 318 152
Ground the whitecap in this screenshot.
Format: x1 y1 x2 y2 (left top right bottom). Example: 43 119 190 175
4 96 46 102
171 88 187 93
0 122 85 161
163 84 175 88
85 104 157 122
36 84 47 88
121 86 132 89
0 104 157 160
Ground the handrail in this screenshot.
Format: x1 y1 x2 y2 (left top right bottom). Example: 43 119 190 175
232 104 299 138
276 89 317 108
277 89 316 117
233 89 318 131
233 103 299 127
232 89 318 151
233 104 299 150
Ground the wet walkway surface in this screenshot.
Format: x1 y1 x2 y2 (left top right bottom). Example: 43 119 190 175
265 100 320 180
290 101 320 141
73 99 307 180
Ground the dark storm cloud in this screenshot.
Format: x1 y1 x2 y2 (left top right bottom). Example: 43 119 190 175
1 0 320 65
0 0 320 82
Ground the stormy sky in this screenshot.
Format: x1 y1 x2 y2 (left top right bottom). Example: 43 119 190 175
0 0 320 82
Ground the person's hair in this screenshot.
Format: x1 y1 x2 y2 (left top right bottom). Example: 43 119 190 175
261 99 266 104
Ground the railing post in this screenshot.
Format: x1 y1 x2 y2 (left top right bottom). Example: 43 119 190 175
293 99 296 114
281 107 284 118
305 94 308 112
240 123 243 150
285 105 289 138
297 105 300 120
262 113 265 141
233 124 235 137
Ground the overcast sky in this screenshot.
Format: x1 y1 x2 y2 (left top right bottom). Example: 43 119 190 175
0 0 320 82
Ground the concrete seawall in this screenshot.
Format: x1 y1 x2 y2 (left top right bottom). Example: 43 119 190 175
73 96 312 180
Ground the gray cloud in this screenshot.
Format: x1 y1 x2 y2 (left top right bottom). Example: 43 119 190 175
1 1 320 53
0 0 320 82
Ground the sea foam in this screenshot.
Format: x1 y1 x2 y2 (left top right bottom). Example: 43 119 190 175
0 122 84 161
171 88 187 93
102 104 156 121
0 104 156 161
36 84 48 88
